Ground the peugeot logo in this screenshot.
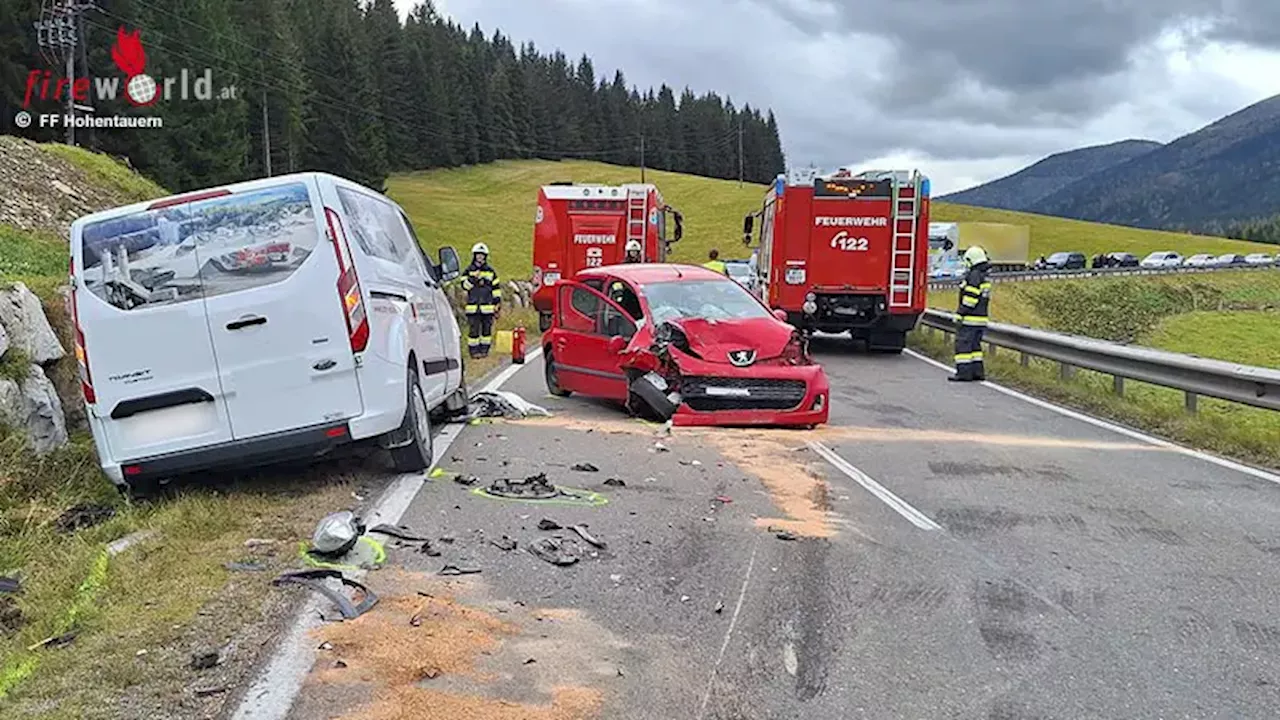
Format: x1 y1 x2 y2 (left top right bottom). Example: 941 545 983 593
728 349 757 367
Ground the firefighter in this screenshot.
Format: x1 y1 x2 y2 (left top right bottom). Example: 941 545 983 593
702 248 728 275
462 242 502 358
949 245 992 383
624 239 643 263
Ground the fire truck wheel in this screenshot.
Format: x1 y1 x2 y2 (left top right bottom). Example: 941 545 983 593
390 365 434 472
545 351 572 397
538 312 552 333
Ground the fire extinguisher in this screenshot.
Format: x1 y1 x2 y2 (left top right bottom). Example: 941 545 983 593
512 326 526 365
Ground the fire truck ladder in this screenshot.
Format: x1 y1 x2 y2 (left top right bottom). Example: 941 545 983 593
889 172 921 309
626 187 647 256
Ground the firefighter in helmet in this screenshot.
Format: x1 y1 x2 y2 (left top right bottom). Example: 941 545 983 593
624 239 643 263
462 242 502 358
950 245 992 382
702 248 728 275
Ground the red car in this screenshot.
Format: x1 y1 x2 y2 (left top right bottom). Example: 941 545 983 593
543 264 830 427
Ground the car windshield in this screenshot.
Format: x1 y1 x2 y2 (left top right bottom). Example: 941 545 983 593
1144 252 1168 260
641 278 771 324
723 262 750 279
1048 252 1069 262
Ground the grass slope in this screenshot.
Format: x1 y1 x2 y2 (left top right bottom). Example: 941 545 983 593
387 160 769 281
387 160 1271 280
932 202 1273 259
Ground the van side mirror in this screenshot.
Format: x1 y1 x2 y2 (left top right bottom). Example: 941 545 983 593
742 215 754 245
607 335 628 354
672 212 683 242
438 246 461 281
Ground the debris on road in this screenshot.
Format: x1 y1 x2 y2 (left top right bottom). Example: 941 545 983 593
311 511 363 557
767 526 799 541
467 390 551 420
527 537 581 566
369 524 431 543
568 524 607 549
491 535 518 552
537 518 562 531
438 564 482 576
417 541 442 557
488 473 561 500
603 478 626 487
192 685 228 697
651 441 670 453
54 503 115 533
713 496 733 504
189 650 220 671
571 462 599 472
272 569 379 620
714 601 725 614
452 474 479 486
244 538 277 549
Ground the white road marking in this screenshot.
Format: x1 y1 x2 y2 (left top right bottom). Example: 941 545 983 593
696 534 761 720
808 440 942 531
231 349 542 720
903 348 1280 485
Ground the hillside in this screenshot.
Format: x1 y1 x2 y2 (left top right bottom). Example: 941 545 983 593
931 202 1272 260
1029 94 1280 230
939 139 1161 210
387 160 1274 278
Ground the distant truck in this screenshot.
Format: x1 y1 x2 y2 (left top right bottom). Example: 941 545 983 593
932 222 1030 272
531 182 683 332
743 167 930 353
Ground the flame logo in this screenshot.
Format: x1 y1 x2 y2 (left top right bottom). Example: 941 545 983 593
111 27 147 76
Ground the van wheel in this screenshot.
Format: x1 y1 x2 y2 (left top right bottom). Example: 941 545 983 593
390 366 434 472
545 351 571 397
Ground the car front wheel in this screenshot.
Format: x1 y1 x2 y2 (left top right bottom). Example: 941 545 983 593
545 351 571 397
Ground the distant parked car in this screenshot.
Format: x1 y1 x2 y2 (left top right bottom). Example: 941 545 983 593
1106 252 1140 268
1183 253 1216 267
722 259 757 292
1045 251 1087 270
1211 253 1248 268
1244 252 1277 267
1140 251 1182 268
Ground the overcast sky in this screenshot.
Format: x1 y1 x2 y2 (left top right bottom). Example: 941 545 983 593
395 0 1280 194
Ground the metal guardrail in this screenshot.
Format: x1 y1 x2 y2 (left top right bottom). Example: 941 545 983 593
927 263 1277 289
919 309 1280 414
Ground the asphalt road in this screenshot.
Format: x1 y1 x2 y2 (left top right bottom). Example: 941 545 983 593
288 343 1280 720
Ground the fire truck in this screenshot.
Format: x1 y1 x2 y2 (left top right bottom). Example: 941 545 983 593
742 167 930 352
531 182 683 331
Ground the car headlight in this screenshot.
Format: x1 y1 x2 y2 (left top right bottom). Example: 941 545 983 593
785 268 806 285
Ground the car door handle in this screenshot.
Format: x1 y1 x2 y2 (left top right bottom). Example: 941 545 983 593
226 316 267 330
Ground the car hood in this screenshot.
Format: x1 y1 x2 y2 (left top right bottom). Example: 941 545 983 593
666 317 794 362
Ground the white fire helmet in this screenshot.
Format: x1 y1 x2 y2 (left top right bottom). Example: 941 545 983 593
963 245 989 267
471 242 490 256
626 239 642 254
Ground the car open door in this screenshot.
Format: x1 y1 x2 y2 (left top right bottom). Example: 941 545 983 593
198 178 365 440
551 281 637 400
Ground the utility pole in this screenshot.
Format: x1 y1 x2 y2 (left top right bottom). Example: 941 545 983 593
262 91 273 177
35 1 98 146
639 133 646 183
737 121 744 188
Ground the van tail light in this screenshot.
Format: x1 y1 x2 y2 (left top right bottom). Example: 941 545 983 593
325 208 369 353
68 260 96 404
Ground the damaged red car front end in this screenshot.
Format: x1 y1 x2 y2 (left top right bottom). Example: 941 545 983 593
623 316 830 428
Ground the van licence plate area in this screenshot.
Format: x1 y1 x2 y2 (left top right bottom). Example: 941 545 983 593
115 402 221 448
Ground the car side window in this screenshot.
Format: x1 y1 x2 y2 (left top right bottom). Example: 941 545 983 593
601 303 636 340
607 279 644 321
336 187 413 265
561 286 599 333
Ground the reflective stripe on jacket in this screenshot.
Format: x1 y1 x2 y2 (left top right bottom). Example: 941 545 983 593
702 260 727 275
956 265 991 326
463 262 501 315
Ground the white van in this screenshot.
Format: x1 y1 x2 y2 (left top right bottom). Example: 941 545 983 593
69 173 467 492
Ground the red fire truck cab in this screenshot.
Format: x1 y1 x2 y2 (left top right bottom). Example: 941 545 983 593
531 182 683 332
743 168 930 352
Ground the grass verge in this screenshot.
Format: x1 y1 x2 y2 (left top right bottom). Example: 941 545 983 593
909 328 1280 471
40 144 167 205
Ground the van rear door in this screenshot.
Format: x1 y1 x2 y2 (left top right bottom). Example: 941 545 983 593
74 197 234 461
197 178 365 440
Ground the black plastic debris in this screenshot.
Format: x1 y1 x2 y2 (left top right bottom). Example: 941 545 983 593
603 478 626 487
453 474 479 487
714 601 725 614
527 537 581 566
272 569 378 620
369 524 430 542
488 473 561 500
418 541 442 557
770 528 798 541
0 576 20 594
55 504 116 534
571 462 599 472
569 524 606 549
537 518 562 531
190 650 219 671
439 564 482 576
27 632 76 651
629 371 681 421
491 536 518 552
